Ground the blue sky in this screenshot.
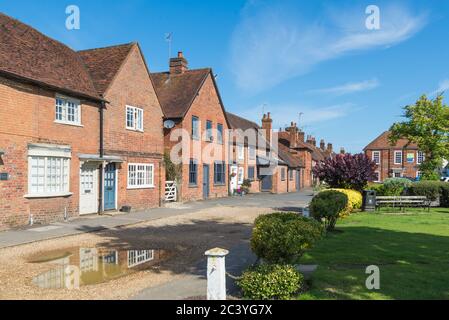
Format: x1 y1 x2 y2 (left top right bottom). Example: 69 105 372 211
2 0 449 153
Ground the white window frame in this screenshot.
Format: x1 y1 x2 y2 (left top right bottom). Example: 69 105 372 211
55 95 81 126
249 145 256 160
374 171 381 183
238 167 244 185
26 144 72 198
238 145 245 161
127 163 154 189
417 151 425 165
393 171 403 178
127 250 154 268
394 151 403 165
416 171 422 179
372 151 381 165
126 105 144 132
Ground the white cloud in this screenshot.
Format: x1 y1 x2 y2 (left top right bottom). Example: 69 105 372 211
307 79 379 96
230 2 428 93
236 103 356 130
430 79 449 97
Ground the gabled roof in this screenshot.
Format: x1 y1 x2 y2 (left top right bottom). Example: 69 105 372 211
364 131 419 151
277 143 304 168
278 132 314 152
226 112 260 130
0 12 101 101
151 68 211 119
78 43 135 95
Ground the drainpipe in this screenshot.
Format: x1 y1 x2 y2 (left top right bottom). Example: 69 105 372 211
98 100 105 215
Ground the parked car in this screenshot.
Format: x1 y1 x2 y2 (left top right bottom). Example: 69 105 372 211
441 177 449 182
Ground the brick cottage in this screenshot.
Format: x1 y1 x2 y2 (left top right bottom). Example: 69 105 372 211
0 13 165 229
151 52 230 202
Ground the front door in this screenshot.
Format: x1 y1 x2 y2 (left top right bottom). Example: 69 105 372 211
230 166 238 194
296 169 301 191
261 174 273 192
203 164 210 199
79 163 99 215
104 163 116 211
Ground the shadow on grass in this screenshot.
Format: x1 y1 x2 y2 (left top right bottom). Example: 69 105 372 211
300 226 449 300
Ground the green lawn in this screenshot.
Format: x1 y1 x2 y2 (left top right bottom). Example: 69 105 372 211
298 208 449 300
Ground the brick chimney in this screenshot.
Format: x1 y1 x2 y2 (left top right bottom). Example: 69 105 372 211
320 139 326 151
340 147 346 154
261 113 273 143
286 122 298 148
297 131 305 143
170 51 188 74
327 143 333 153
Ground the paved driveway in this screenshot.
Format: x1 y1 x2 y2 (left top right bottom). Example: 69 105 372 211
0 190 313 249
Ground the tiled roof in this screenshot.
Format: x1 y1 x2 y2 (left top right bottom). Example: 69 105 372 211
151 69 211 118
278 132 314 152
226 112 260 130
278 143 304 168
364 131 418 150
0 12 101 101
78 43 135 95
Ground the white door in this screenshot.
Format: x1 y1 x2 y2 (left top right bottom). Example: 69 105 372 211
230 166 238 194
79 163 99 215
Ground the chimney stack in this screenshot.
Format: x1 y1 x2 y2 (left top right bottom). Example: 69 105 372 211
320 139 326 151
340 147 346 154
297 131 305 143
170 51 188 74
262 113 273 143
286 122 298 148
327 143 333 153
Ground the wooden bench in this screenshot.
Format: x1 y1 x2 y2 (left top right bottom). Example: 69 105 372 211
376 196 431 212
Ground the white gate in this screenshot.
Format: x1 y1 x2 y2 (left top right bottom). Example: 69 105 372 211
165 181 177 202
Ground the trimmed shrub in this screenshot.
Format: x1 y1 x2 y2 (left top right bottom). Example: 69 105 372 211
381 178 412 196
238 264 303 300
439 183 449 208
367 183 385 196
328 189 362 217
251 213 324 264
407 181 441 201
310 190 348 231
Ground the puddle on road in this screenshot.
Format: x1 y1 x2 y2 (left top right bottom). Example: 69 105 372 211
28 247 171 290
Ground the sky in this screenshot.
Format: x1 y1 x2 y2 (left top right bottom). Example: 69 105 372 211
2 0 449 153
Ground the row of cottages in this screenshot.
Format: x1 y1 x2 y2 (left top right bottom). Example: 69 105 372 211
364 131 424 182
0 13 164 229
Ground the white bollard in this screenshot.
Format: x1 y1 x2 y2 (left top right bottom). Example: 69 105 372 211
205 248 229 300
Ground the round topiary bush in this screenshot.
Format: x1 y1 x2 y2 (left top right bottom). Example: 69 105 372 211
251 212 324 264
310 190 348 231
238 264 303 300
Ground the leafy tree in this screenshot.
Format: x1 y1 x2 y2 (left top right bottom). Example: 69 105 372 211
313 153 377 191
163 152 182 182
390 95 449 180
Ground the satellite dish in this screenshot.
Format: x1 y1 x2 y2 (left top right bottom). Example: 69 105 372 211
164 120 175 129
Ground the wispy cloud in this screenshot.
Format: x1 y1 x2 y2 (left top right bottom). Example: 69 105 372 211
230 2 428 93
307 79 380 96
430 79 449 97
236 103 357 130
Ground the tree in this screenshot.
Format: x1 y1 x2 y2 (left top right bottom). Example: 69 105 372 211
313 153 377 191
389 95 449 180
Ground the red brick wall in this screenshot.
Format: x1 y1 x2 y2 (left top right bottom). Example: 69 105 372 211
0 76 100 230
103 45 165 210
164 74 229 202
365 149 420 182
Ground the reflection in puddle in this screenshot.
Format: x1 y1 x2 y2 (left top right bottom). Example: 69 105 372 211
30 248 169 290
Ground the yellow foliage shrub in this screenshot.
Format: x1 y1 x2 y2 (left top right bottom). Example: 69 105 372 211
326 189 363 217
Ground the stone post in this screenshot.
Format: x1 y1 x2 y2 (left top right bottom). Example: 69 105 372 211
205 248 229 300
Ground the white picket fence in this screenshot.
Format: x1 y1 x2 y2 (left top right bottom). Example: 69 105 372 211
165 181 177 202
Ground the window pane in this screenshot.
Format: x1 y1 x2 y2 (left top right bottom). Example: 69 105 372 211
192 117 199 139
217 124 223 144
127 107 135 129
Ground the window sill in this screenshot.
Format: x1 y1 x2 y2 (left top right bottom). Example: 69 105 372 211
188 184 198 188
214 183 226 187
24 192 73 199
127 185 155 190
126 128 144 133
54 120 83 127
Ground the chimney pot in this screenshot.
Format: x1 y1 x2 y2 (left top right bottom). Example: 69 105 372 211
178 51 183 58
170 51 188 74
